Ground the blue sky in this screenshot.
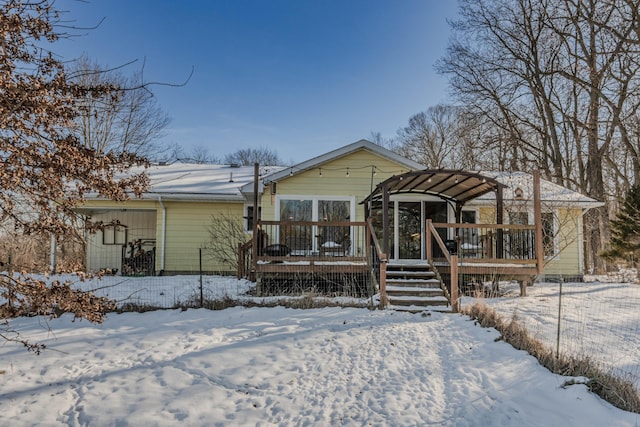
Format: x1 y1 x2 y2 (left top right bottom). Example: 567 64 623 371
56 1 458 163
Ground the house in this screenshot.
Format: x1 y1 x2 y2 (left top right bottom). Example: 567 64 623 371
76 140 602 309
76 163 283 275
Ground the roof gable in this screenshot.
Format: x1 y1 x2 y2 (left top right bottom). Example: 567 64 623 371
254 139 425 187
476 171 603 207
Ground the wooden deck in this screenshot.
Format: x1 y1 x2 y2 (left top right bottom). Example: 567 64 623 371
239 218 543 306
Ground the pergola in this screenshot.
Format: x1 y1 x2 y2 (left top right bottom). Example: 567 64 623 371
363 170 507 257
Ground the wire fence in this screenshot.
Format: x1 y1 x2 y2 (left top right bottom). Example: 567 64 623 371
460 272 640 392
70 273 254 311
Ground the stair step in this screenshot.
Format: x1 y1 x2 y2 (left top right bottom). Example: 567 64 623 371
387 261 431 266
387 270 435 276
387 296 450 307
389 305 452 313
386 278 441 287
386 286 444 296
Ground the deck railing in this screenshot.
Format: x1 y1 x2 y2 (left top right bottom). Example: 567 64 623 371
255 220 368 262
431 222 538 263
248 221 373 296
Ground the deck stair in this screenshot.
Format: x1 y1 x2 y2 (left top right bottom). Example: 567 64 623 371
385 261 451 313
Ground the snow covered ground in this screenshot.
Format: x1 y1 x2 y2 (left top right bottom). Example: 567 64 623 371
1 275 639 426
464 279 640 388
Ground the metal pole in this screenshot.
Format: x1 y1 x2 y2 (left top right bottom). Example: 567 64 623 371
556 279 563 359
199 248 203 308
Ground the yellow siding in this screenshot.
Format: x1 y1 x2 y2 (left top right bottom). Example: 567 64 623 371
543 208 581 276
86 210 156 272
474 206 582 276
261 148 412 222
81 198 246 274
160 201 245 273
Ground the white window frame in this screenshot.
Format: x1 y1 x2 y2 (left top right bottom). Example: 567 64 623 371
103 223 127 246
275 195 356 254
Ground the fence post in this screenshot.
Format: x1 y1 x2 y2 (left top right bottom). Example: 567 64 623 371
556 278 563 359
199 248 203 308
237 242 243 279
451 254 459 313
380 259 387 307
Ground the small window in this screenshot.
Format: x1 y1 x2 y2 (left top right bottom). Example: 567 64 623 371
246 206 261 232
103 224 127 245
542 211 555 257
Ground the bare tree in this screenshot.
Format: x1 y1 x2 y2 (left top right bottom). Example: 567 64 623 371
224 147 283 166
437 0 640 272
394 104 483 170
204 212 249 271
368 131 394 148
0 0 150 351
69 55 171 159
183 145 221 164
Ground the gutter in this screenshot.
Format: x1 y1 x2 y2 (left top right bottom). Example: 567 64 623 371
158 196 166 275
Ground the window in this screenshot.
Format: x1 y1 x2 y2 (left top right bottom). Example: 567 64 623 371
245 206 261 232
103 223 127 245
542 211 556 257
280 199 313 253
276 196 355 254
508 211 528 225
460 210 478 250
318 200 351 253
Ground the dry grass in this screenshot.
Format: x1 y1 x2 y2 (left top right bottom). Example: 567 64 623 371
463 302 640 414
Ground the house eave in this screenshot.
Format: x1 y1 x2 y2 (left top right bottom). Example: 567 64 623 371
84 192 246 203
251 139 425 188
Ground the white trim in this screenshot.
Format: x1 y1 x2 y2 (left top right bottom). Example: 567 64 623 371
275 194 356 254
260 139 425 185
157 196 166 273
577 212 584 275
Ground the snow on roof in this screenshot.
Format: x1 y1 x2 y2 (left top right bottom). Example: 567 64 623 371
90 162 284 201
475 171 603 207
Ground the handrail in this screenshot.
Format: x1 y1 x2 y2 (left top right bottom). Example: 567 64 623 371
428 220 452 263
366 218 387 262
260 220 366 227
432 222 535 230
237 237 253 279
427 219 458 313
366 218 388 306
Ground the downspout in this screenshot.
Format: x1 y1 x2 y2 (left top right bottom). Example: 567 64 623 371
49 234 57 274
578 205 598 277
158 196 166 275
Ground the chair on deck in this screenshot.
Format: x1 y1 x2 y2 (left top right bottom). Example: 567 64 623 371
286 235 312 256
316 234 351 257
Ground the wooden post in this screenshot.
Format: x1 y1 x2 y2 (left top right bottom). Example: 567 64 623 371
426 219 433 262
520 279 528 297
237 242 244 279
533 170 544 275
496 186 504 258
451 254 459 313
380 258 388 306
382 185 390 257
252 163 259 275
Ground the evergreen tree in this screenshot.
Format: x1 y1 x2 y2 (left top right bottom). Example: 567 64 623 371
602 185 640 267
